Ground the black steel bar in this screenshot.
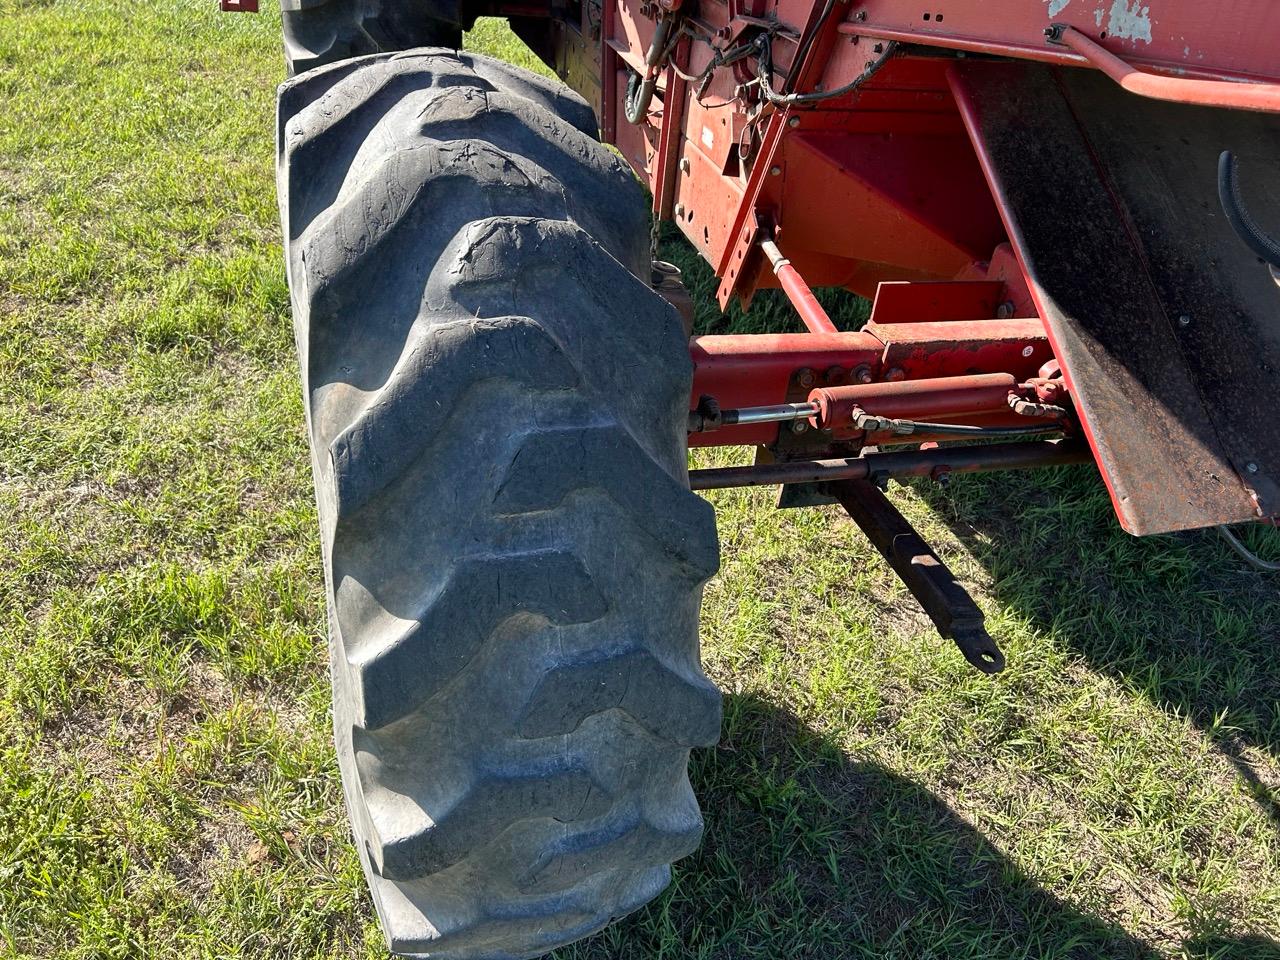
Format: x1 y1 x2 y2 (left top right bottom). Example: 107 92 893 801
830 478 1006 674
688 439 1091 491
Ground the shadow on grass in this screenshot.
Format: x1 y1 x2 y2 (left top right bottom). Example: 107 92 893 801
562 694 1279 959
907 465 1280 825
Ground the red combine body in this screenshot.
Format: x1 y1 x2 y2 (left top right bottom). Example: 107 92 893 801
244 0 1280 953
510 0 1280 529
489 0 1280 675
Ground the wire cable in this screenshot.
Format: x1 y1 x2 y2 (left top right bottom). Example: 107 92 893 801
755 33 899 106
1219 151 1280 268
1217 524 1280 572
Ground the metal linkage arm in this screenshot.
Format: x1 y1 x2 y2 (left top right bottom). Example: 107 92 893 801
830 478 1006 674
688 439 1091 490
759 236 840 335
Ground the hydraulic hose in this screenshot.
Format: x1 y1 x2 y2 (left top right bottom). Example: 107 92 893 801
624 17 674 124
1218 151 1280 269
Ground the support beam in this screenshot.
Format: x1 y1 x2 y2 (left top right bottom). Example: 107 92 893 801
688 439 1092 490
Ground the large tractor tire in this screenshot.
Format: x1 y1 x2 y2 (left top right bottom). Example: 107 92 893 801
277 50 722 957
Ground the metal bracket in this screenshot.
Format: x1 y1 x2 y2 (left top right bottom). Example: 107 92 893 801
829 478 1005 673
1043 22 1067 44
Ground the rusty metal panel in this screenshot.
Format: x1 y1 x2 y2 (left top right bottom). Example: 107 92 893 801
952 61 1279 535
1057 70 1280 522
864 318 1052 381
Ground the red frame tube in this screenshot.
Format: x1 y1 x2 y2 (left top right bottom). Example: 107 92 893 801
1054 25 1280 113
760 237 839 335
776 261 839 335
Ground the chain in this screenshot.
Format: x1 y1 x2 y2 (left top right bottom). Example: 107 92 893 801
649 212 662 263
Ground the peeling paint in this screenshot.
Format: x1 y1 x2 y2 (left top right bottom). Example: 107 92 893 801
1106 0 1153 43
1046 0 1072 16
1094 7 1104 26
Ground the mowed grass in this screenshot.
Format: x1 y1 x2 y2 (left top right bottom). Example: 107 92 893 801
2 1 1280 957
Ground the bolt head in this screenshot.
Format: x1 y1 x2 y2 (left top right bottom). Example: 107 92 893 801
788 116 801 128
791 420 809 434
1179 314 1191 326
1022 345 1035 358
769 165 781 176
797 368 816 388
884 367 906 382
1247 462 1260 474
1036 380 1063 403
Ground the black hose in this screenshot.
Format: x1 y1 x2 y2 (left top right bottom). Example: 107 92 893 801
784 0 836 95
1218 151 1280 268
624 18 676 124
1217 525 1280 573
756 33 898 106
624 71 657 124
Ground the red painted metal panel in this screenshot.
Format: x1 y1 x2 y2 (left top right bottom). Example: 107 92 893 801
869 281 1007 324
771 127 1002 282
844 0 1280 86
539 0 1280 535
589 0 1280 313
955 244 1035 318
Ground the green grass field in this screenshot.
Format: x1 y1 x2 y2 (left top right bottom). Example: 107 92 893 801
2 2 1280 957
